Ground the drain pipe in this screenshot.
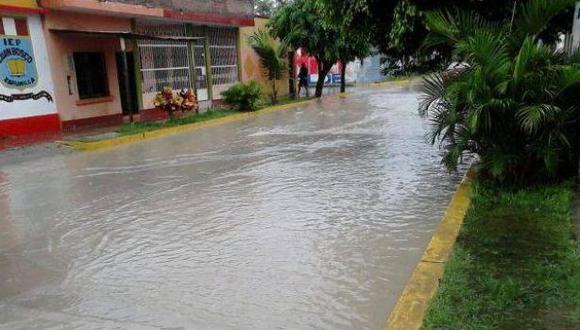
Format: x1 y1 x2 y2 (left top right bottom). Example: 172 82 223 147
120 36 134 123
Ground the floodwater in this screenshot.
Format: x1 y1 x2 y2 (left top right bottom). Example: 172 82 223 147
0 86 465 330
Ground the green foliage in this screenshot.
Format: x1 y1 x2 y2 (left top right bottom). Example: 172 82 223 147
254 0 276 17
248 30 288 104
270 0 340 97
271 0 371 96
315 0 575 76
221 81 263 112
420 0 580 183
388 0 417 52
423 182 580 329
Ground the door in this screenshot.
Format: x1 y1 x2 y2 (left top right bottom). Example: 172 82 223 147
116 51 138 115
192 44 209 101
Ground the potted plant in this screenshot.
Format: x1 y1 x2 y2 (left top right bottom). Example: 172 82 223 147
153 86 183 119
179 88 199 114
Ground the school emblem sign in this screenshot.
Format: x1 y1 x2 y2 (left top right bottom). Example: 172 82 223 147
0 36 38 90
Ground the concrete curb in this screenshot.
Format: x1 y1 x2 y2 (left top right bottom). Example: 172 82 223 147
56 98 319 152
384 168 475 330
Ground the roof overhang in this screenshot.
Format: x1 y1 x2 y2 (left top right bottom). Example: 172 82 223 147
49 28 206 41
0 4 49 15
40 0 254 27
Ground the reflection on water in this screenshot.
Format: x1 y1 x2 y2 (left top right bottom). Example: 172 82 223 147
0 86 465 329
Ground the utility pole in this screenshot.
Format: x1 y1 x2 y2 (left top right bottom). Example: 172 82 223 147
573 2 580 52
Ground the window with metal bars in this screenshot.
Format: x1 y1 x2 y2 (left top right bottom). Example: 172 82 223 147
207 27 239 90
134 23 240 100
136 23 191 93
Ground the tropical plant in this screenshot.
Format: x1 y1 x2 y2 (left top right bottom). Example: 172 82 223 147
419 0 580 183
221 81 263 111
248 30 288 104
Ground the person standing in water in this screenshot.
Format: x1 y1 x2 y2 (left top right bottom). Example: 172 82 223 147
297 64 309 97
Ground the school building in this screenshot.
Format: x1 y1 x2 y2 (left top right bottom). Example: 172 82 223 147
1 0 285 138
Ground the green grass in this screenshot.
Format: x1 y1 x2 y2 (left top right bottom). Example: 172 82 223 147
117 96 314 137
117 109 238 136
423 182 580 330
273 95 315 105
377 73 422 83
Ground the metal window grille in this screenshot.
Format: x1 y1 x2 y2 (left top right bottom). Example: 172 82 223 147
207 27 239 96
136 23 191 93
135 23 239 101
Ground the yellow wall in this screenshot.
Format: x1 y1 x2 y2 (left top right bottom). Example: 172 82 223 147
239 17 290 100
0 0 39 8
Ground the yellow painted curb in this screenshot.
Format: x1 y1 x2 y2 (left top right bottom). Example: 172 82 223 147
384 168 474 330
57 98 319 152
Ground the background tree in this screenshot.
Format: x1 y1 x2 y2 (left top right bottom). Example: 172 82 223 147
336 35 371 93
315 0 575 75
255 0 292 17
248 30 288 104
269 0 340 97
255 0 276 17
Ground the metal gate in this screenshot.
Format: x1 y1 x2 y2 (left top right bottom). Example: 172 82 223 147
207 27 239 98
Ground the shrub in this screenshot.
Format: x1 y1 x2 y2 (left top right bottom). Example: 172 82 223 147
420 0 580 184
221 81 263 111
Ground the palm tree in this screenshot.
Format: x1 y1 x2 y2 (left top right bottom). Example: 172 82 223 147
419 0 580 183
248 30 288 104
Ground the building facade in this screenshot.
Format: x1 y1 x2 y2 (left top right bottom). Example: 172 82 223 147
1 0 261 137
0 0 58 136
239 17 289 100
40 0 254 130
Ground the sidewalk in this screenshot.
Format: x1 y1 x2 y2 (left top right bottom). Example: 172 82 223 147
0 124 121 167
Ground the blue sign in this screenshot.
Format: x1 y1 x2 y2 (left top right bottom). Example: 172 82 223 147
0 36 38 90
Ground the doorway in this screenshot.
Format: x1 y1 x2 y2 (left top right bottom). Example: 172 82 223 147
116 52 139 116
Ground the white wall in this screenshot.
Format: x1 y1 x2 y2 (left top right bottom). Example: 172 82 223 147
0 14 57 120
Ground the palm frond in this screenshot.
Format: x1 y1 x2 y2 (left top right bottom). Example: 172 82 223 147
418 73 446 116
516 104 562 134
512 0 576 44
423 8 497 50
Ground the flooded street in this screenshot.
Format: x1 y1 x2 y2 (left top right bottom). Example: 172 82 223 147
0 86 465 329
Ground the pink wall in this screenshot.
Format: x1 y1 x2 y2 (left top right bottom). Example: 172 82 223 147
43 9 132 32
43 11 130 122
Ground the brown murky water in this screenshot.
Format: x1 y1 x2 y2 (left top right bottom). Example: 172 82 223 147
0 86 465 329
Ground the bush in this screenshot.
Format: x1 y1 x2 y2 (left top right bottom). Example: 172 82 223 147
221 81 263 111
420 0 580 184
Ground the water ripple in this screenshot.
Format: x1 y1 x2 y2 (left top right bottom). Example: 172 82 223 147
0 88 465 329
